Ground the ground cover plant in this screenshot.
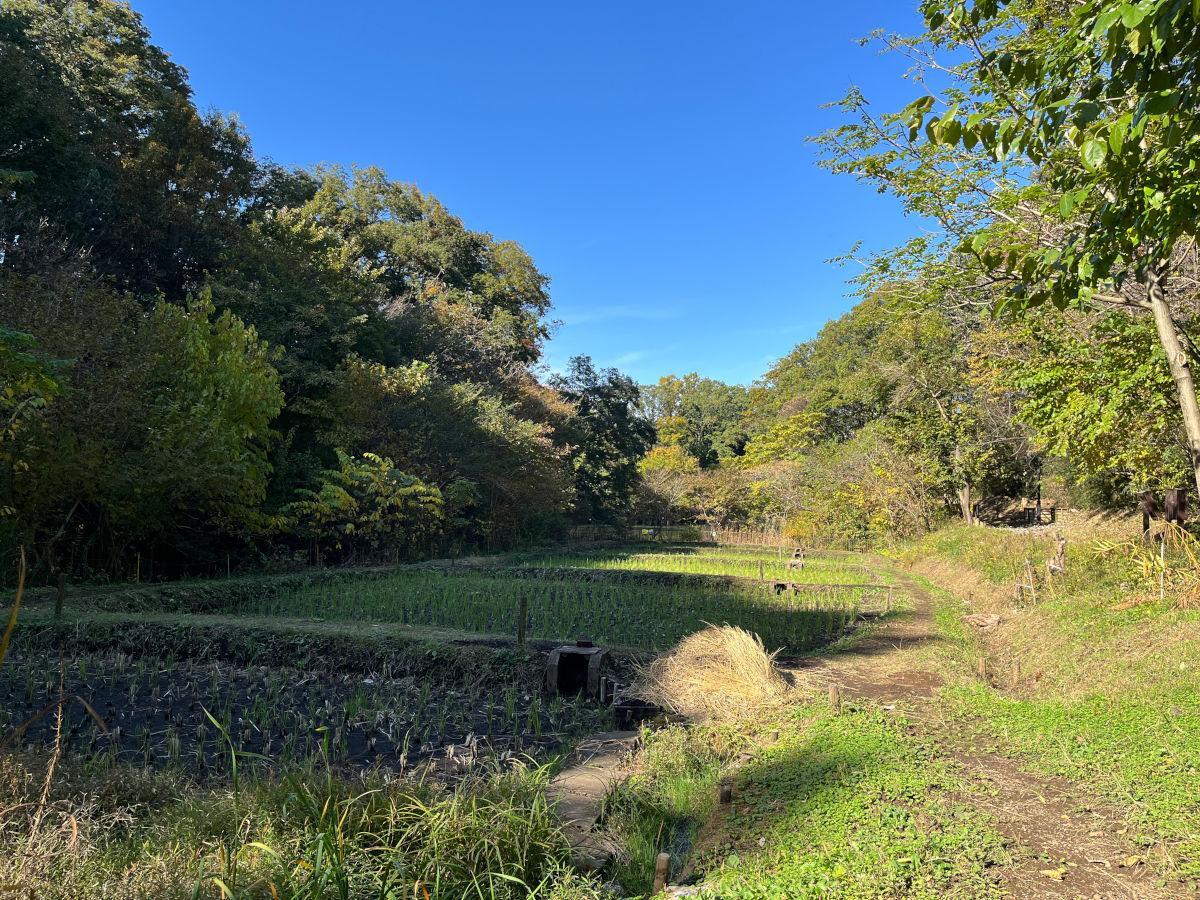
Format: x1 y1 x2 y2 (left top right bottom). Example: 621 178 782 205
601 698 1008 898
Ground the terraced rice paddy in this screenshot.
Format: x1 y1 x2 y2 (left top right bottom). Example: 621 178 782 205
3 544 899 781
513 547 880 584
0 651 609 776
241 566 867 652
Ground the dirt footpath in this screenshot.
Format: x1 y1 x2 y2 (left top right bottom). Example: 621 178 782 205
790 569 1185 900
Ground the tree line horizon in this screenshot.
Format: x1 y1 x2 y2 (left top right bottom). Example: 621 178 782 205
5 0 1200 578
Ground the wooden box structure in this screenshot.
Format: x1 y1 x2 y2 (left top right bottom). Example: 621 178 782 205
546 640 611 699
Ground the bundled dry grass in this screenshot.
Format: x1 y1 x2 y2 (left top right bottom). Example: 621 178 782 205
637 625 788 722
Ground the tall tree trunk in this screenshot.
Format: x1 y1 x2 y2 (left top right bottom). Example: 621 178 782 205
1146 267 1200 497
958 482 974 525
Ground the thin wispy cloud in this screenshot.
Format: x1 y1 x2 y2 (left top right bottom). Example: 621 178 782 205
562 305 683 326
609 350 648 368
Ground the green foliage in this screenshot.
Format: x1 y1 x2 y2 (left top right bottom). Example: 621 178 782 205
0 280 283 568
993 310 1189 488
779 427 946 547
1 2 654 574
0 0 255 295
141 292 284 530
284 450 444 561
0 328 60 518
740 413 821 465
703 292 1030 541
635 445 702 524
905 0 1200 314
552 357 655 524
640 444 702 477
814 0 1200 505
640 373 749 466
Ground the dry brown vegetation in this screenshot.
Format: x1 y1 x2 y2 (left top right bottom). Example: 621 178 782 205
636 625 789 722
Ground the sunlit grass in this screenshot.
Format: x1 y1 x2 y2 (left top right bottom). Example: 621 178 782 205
255 567 867 652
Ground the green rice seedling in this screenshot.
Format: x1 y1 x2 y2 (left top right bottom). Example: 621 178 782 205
166 726 182 766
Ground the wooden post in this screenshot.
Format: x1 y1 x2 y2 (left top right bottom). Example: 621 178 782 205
1010 658 1021 686
54 572 66 620
135 552 141 584
226 554 231 578
517 595 528 651
719 782 733 804
829 683 841 714
652 852 670 893
1166 488 1188 526
1139 491 1156 541
976 656 987 679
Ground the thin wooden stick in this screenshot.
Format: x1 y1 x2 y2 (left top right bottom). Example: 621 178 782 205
0 546 26 668
516 595 528 650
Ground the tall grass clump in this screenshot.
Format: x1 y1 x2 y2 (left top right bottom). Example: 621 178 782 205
0 753 605 899
600 725 736 896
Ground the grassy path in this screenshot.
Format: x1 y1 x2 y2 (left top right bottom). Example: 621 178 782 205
788 567 1178 899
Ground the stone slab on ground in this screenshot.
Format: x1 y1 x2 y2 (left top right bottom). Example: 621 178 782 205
547 730 639 870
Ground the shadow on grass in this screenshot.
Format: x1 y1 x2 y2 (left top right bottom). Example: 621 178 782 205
605 707 1006 897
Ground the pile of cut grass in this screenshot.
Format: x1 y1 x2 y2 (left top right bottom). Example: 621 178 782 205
637 625 788 722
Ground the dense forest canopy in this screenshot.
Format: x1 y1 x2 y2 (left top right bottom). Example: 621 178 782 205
0 0 653 579
7 0 1200 570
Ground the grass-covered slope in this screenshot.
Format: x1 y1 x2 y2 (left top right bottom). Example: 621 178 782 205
904 523 1200 881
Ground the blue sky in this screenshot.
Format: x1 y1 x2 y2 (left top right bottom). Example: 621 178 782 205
134 1 924 386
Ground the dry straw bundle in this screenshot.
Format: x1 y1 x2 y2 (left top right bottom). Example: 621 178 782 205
638 625 788 722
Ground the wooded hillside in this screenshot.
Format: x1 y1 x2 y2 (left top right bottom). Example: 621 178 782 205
0 0 653 581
